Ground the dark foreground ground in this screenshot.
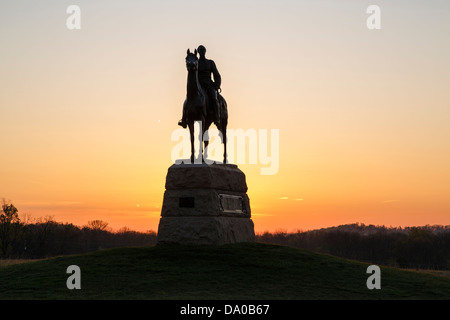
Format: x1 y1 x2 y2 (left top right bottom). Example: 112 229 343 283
1 242 450 299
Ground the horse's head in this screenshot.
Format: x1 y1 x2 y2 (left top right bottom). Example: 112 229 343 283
186 48 198 72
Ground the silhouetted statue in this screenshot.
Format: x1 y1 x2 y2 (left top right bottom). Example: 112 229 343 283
179 45 222 128
179 46 228 164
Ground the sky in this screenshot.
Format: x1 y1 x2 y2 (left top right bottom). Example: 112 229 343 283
1 0 450 233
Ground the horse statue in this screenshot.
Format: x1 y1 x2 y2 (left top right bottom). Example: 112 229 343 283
183 48 228 164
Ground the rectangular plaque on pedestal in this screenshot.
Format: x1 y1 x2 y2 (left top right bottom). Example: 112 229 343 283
219 194 245 214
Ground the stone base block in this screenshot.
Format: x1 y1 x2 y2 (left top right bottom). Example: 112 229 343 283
165 162 247 192
157 216 255 245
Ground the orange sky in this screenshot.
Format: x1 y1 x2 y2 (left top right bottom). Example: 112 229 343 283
1 1 450 233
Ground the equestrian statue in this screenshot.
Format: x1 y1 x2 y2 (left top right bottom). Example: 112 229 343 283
178 45 228 164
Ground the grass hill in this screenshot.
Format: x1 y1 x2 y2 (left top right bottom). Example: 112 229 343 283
1 242 450 300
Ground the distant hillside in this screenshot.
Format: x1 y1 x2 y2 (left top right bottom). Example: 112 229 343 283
314 223 450 235
257 223 450 270
1 243 450 300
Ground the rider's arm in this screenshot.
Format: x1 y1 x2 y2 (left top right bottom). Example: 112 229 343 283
211 60 222 89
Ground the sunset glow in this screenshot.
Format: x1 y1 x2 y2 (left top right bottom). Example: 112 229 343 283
1 0 449 233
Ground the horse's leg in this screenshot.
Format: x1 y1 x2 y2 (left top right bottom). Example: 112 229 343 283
203 130 208 161
198 120 204 163
218 96 228 164
189 122 195 164
221 124 227 164
203 118 212 162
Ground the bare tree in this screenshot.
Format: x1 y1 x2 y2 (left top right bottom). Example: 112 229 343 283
86 220 109 231
0 199 21 257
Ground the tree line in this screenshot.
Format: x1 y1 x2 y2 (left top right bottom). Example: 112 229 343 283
3 200 450 270
0 200 156 259
256 223 450 270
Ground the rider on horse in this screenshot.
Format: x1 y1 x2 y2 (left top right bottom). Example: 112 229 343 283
178 45 221 128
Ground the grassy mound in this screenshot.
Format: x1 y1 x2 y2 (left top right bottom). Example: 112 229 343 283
1 243 450 299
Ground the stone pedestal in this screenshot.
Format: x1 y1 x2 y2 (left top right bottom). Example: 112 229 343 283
157 162 255 245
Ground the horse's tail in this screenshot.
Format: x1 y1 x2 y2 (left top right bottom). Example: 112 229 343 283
218 93 228 125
